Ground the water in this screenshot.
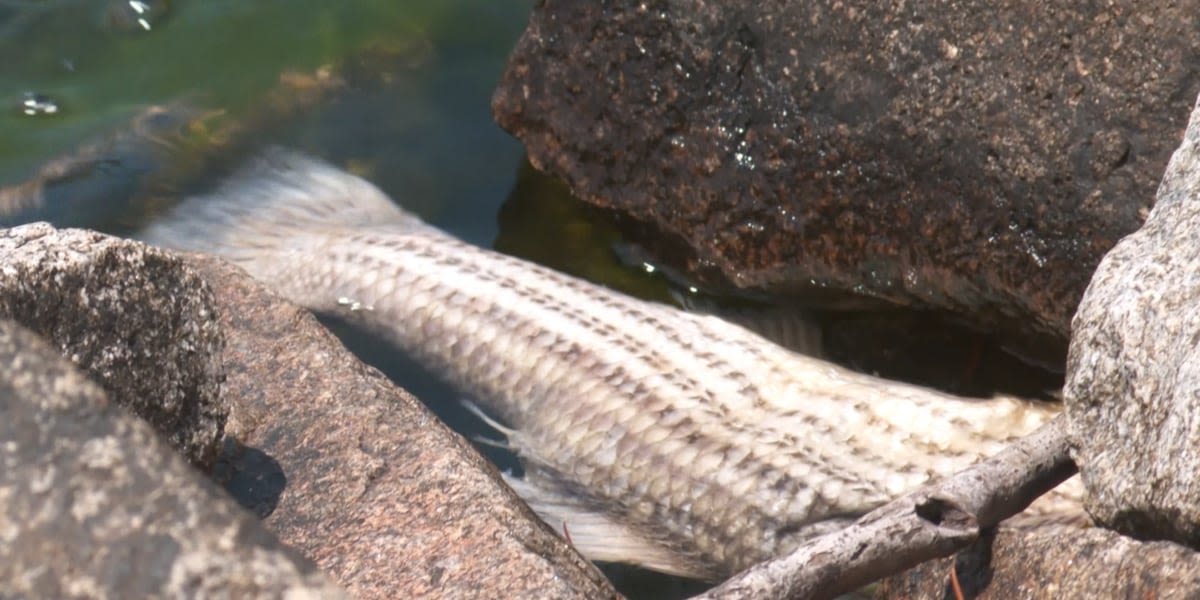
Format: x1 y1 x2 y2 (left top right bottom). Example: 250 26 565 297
1 2 703 596
1 0 527 242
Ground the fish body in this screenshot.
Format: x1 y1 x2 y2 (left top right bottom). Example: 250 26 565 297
141 150 1074 579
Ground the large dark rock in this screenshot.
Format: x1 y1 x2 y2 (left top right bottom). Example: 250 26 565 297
0 223 226 468
494 0 1200 364
184 254 619 599
1064 93 1200 543
876 526 1200 599
0 319 345 598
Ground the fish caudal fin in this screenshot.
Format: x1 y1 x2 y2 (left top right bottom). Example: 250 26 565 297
138 148 429 263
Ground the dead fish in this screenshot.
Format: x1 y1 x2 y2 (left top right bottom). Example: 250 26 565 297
139 148 1078 580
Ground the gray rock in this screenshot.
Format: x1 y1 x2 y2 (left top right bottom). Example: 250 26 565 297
1065 93 1200 543
185 254 619 599
0 318 346 599
875 526 1200 599
0 223 226 468
493 0 1200 365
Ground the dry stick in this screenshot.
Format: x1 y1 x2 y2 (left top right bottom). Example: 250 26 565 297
694 414 1077 600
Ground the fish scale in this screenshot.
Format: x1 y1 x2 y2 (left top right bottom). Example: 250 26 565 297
140 148 1080 580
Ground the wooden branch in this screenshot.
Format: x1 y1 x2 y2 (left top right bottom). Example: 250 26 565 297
694 415 1077 600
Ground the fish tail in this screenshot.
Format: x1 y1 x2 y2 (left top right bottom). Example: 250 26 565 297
138 148 428 262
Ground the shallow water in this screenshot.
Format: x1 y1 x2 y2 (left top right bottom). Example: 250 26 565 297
1 1 703 596
1 0 526 241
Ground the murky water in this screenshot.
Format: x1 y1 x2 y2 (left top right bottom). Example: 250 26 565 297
1 1 705 596
3 0 524 238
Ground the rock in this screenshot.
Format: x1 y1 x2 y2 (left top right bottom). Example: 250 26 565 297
0 223 226 468
875 526 1200 599
1064 93 1200 543
184 254 619 599
0 318 346 598
493 0 1200 364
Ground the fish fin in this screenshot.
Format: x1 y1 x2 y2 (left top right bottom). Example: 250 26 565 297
616 241 822 357
469 435 515 452
680 296 825 358
459 399 520 451
138 147 429 262
460 398 519 438
502 474 709 580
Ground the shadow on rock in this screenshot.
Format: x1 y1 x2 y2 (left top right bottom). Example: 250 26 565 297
213 437 287 519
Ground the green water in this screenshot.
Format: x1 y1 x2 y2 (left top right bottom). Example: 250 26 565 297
3 2 407 174
1 0 529 243
1 2 698 596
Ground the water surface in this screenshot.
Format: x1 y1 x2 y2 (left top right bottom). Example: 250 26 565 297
1 2 702 596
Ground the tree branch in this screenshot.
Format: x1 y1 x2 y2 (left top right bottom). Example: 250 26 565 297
694 414 1077 600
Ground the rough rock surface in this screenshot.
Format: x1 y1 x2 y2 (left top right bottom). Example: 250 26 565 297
494 0 1200 363
185 254 619 599
875 526 1200 599
1065 93 1200 543
0 223 226 468
0 319 346 599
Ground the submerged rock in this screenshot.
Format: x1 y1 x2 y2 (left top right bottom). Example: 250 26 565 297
876 526 1200 599
0 223 226 468
0 318 345 598
0 103 209 230
1065 93 1200 543
494 0 1200 365
185 254 618 599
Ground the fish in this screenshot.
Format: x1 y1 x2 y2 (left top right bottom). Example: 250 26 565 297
139 149 1080 580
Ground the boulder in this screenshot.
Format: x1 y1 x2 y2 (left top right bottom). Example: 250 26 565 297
185 254 619 599
0 318 345 598
876 526 1200 599
494 0 1200 365
1064 93 1200 543
0 223 226 468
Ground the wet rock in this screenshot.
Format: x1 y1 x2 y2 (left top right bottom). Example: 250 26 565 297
1064 93 1200 543
875 527 1200 599
0 223 225 468
0 318 346 599
184 254 619 599
494 0 1200 364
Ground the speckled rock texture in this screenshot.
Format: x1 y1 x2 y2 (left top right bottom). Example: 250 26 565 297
494 0 1200 365
1065 93 1200 543
0 223 226 468
0 318 346 599
185 254 619 599
875 526 1200 599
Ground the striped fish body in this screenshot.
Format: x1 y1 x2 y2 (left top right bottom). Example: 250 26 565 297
141 150 1070 579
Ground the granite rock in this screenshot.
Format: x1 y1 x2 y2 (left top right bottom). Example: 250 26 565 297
876 526 1200 599
0 318 346 599
494 0 1200 364
0 223 226 468
1064 93 1200 543
185 254 619 599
